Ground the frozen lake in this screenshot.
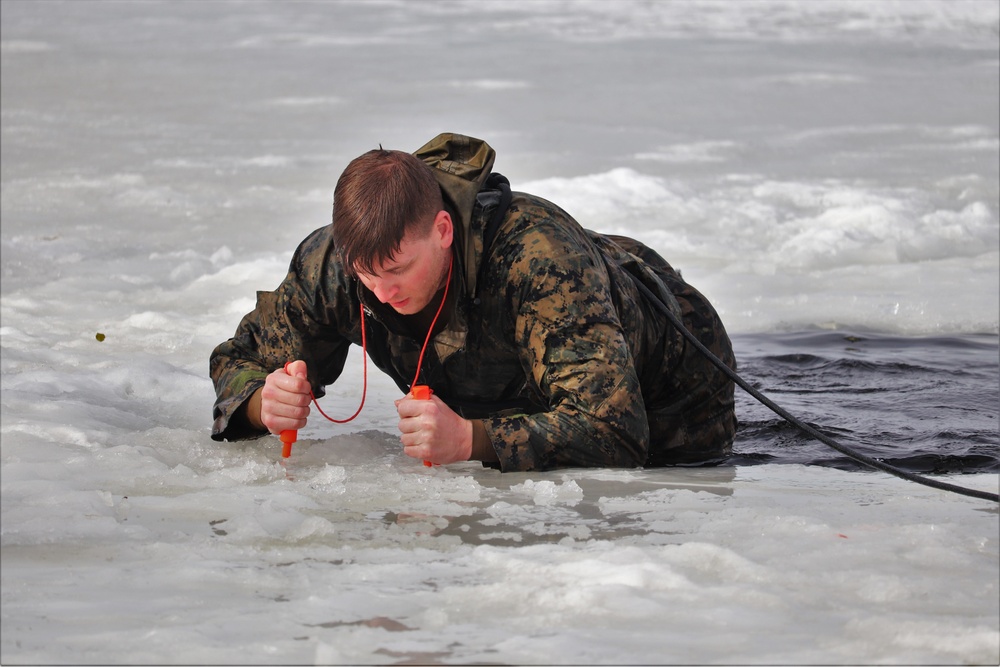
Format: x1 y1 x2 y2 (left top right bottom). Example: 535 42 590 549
2 1 998 664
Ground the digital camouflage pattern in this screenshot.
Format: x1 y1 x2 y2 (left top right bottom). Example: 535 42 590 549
210 133 737 471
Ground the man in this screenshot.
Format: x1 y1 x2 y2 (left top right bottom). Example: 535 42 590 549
210 133 737 471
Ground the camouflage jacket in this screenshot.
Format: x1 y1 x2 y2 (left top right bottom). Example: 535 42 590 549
210 133 737 471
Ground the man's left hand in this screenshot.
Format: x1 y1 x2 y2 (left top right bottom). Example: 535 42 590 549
394 393 473 465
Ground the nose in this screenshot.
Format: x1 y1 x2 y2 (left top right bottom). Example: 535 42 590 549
370 278 399 304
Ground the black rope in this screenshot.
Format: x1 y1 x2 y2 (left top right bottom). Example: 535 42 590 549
631 279 999 504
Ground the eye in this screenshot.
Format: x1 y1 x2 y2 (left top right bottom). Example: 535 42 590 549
385 259 413 276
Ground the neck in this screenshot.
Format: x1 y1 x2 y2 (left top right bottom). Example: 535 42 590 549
405 253 454 336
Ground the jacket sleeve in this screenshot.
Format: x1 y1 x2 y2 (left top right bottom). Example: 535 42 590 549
481 212 650 470
209 226 356 441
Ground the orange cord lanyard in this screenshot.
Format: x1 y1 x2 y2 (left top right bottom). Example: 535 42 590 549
281 255 453 459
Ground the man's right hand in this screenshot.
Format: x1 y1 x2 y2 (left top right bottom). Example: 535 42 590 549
248 360 312 434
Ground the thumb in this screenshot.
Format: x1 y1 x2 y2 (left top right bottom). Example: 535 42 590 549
284 359 309 380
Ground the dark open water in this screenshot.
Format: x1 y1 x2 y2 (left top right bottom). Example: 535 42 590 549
730 331 999 476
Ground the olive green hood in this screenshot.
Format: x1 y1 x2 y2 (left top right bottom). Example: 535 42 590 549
413 133 496 299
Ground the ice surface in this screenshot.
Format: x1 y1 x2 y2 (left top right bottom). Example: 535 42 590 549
4 444 997 665
2 1 997 665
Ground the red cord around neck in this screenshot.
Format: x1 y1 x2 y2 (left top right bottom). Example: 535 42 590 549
308 303 368 423
308 253 454 423
410 254 453 391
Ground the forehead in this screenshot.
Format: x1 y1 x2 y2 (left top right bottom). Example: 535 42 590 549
353 232 428 276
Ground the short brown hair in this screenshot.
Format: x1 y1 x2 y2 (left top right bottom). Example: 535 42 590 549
332 149 443 276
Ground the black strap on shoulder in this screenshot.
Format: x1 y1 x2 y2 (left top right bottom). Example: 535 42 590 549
470 173 512 306
481 172 512 260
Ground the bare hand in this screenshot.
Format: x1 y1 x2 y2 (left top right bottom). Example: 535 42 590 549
257 360 312 435
394 392 472 465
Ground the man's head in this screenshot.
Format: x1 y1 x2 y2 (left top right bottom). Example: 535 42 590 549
333 148 454 315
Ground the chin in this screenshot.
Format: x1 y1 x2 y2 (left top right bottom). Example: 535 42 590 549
391 301 420 315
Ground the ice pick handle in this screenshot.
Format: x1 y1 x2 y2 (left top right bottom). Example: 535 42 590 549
411 385 435 466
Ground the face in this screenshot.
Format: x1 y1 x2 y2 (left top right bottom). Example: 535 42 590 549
354 210 454 315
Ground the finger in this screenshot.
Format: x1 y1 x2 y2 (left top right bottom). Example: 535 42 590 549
396 396 436 419
262 381 312 407
395 397 417 418
267 418 307 436
282 386 314 407
270 401 311 420
267 369 312 399
401 441 427 460
278 372 311 395
261 408 309 434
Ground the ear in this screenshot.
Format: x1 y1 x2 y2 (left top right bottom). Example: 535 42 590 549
433 210 454 249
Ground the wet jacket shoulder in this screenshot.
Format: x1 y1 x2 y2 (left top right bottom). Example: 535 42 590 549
209 225 362 441
469 190 655 469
